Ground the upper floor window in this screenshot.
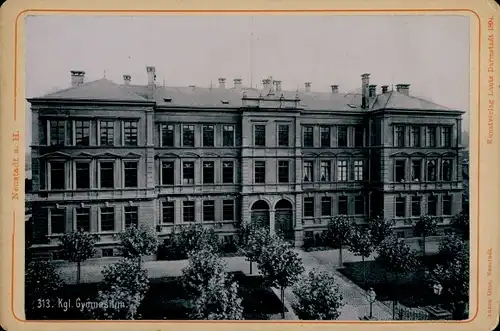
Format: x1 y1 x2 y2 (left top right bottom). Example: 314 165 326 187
441 160 452 181
303 126 314 147
183 201 195 223
320 161 330 182
162 201 174 224
410 126 420 147
278 160 290 183
203 125 215 147
411 160 422 181
254 125 266 146
182 125 195 147
75 120 91 146
354 160 364 181
124 161 138 188
100 120 114 146
222 161 234 184
395 160 406 182
337 160 348 181
254 161 266 183
161 161 175 185
203 200 215 222
321 197 332 216
100 207 115 232
75 162 90 189
50 120 66 146
278 125 290 147
394 126 405 147
124 121 138 146
76 207 90 232
203 161 215 184
338 196 348 215
354 126 364 147
124 206 138 228
182 161 195 184
396 197 406 217
50 161 65 190
320 127 330 147
337 126 348 147
303 161 314 182
427 160 437 181
100 161 114 188
161 124 174 147
428 195 437 216
427 127 437 147
223 125 235 147
442 127 452 147
303 197 314 217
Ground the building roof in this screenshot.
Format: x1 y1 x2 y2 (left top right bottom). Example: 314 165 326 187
32 78 456 112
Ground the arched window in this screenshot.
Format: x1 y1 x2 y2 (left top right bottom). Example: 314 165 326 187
442 160 452 181
427 160 436 181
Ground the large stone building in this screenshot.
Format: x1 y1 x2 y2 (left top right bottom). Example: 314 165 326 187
27 66 465 259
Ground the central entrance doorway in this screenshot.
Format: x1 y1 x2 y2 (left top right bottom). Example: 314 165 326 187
251 200 270 228
275 199 294 241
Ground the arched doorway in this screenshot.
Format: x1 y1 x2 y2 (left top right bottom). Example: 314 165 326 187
275 199 294 241
251 200 270 228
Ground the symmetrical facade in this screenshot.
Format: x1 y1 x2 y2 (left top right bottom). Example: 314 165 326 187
27 67 465 259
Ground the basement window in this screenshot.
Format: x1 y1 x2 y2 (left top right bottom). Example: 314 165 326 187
347 104 357 108
163 98 172 103
221 100 230 105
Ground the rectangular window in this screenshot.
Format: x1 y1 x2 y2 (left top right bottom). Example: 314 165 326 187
411 196 421 217
427 127 437 147
76 207 90 232
411 160 422 181
441 160 452 181
354 126 364 147
183 201 195 223
124 121 138 146
40 119 47 145
182 162 195 185
278 125 289 147
428 195 437 216
320 161 330 181
355 196 365 215
124 162 138 188
161 124 174 147
161 161 174 185
321 197 332 216
303 126 314 147
100 207 115 231
223 125 235 147
203 161 215 184
203 200 215 222
223 200 235 221
202 125 215 147
254 161 266 183
162 201 174 223
427 160 437 181
338 196 348 215
278 160 290 183
182 125 195 147
222 161 234 183
354 160 364 181
395 160 406 182
443 195 452 215
254 125 266 146
124 206 138 228
442 127 452 147
50 208 65 234
303 161 314 182
304 197 314 217
395 126 405 147
410 126 421 147
320 127 330 147
50 120 65 146
337 160 348 181
50 161 65 189
75 162 90 189
100 120 114 146
396 197 406 217
337 126 348 147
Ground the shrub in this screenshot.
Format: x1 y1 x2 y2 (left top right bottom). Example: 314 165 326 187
323 215 355 267
367 215 394 246
118 224 158 265
25 261 64 317
438 234 466 262
182 248 226 295
160 224 221 260
58 230 97 284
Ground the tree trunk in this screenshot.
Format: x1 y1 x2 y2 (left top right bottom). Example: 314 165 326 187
249 260 253 275
281 286 285 319
339 244 343 268
362 256 366 287
422 235 426 258
77 261 81 284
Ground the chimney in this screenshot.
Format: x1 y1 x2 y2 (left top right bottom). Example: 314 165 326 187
233 78 242 90
146 66 156 85
330 85 339 93
262 78 272 92
274 80 282 92
70 70 85 87
304 82 311 93
123 74 131 85
361 73 370 109
369 85 377 98
381 85 389 94
396 84 410 96
218 77 226 89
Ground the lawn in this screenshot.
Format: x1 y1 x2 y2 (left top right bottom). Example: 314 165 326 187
25 271 285 320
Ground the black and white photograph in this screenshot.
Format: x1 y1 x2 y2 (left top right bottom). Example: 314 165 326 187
24 14 471 321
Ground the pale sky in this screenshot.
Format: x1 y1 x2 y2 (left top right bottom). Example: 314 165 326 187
25 14 471 147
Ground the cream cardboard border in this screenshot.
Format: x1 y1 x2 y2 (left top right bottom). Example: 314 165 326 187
1 0 499 330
